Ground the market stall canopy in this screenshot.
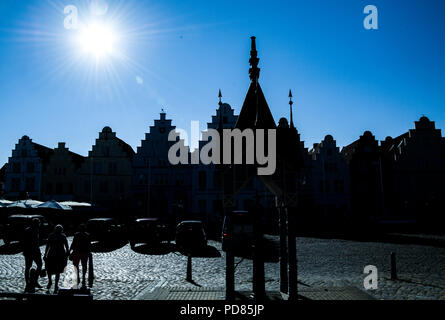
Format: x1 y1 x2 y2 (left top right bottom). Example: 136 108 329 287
7 199 43 209
0 199 13 206
37 200 73 211
60 201 92 208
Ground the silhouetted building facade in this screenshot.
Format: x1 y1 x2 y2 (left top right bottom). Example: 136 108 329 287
76 127 135 210
132 112 192 222
0 164 6 197
310 135 350 220
42 142 84 201
4 136 54 200
381 117 445 224
341 131 383 221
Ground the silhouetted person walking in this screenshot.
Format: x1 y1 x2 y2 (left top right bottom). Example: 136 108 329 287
23 218 43 293
69 224 92 289
44 225 69 293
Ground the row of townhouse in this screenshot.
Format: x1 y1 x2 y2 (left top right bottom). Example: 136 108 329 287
1 105 443 227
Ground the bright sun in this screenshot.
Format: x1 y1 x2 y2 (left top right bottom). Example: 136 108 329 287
78 23 116 58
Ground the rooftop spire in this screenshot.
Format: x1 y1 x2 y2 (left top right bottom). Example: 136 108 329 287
249 36 260 83
289 89 295 129
235 37 276 130
218 89 224 131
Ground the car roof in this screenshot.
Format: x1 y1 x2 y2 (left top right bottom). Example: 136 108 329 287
179 220 202 225
135 218 159 222
88 218 115 222
9 214 44 219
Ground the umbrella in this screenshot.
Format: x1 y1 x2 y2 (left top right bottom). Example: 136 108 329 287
0 199 13 206
60 201 92 208
7 199 43 209
37 200 73 211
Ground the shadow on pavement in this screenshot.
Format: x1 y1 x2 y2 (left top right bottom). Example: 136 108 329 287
386 277 445 290
0 242 23 255
178 245 221 258
91 240 128 253
186 280 202 287
132 243 176 255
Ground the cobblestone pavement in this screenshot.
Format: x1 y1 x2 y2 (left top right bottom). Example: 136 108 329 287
0 237 444 300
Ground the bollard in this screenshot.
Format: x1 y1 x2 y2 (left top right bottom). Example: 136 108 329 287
186 254 192 282
391 252 397 280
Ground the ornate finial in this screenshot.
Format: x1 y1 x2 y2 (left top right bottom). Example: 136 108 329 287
218 89 224 131
289 89 295 129
249 36 260 82
161 108 165 113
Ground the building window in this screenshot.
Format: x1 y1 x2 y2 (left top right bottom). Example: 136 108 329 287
12 178 21 192
114 180 124 193
26 178 35 192
56 183 63 194
213 200 222 216
93 162 102 174
46 183 53 194
84 181 90 193
213 171 221 189
13 162 21 174
198 171 207 190
325 180 330 193
100 181 108 193
199 199 206 212
138 174 146 185
176 174 184 186
108 162 117 175
27 162 35 173
334 180 344 194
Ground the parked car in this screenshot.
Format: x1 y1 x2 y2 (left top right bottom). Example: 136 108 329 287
175 221 207 253
222 211 254 256
2 214 51 245
128 218 167 248
87 218 123 243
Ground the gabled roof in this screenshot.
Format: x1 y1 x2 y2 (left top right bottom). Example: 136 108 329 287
32 142 54 166
235 37 276 131
235 82 276 130
116 137 135 159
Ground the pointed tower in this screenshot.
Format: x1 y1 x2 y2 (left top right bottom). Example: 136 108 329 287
235 37 276 130
289 89 295 129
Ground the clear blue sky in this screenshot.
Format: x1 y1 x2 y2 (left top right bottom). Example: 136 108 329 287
0 0 444 164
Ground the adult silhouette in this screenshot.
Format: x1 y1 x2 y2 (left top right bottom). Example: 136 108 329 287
22 218 43 292
44 225 69 293
69 224 92 289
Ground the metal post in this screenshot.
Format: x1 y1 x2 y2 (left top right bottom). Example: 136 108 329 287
279 204 289 293
225 209 235 300
287 206 298 301
226 250 235 300
252 198 265 300
391 252 397 280
186 254 192 282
